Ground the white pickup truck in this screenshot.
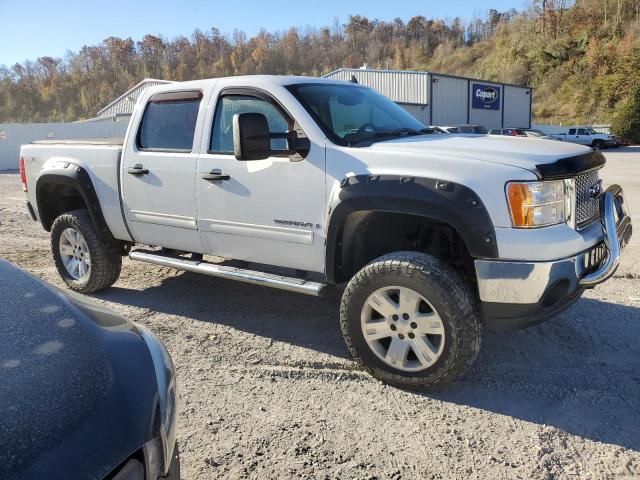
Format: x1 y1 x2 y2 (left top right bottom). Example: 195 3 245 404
20 76 633 390
561 126 615 149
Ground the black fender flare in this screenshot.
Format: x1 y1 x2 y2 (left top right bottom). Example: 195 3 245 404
325 174 498 284
35 165 115 242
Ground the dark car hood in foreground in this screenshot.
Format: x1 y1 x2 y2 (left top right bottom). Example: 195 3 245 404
0 259 159 480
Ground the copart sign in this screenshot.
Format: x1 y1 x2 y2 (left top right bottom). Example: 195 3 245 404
472 84 501 110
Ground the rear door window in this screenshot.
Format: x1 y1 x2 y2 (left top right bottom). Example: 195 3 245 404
568 128 576 135
137 91 202 151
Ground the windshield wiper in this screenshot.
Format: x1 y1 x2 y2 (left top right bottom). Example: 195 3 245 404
351 128 431 146
374 128 430 138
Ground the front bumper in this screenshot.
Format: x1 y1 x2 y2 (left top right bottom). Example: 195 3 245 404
111 438 179 480
476 185 632 330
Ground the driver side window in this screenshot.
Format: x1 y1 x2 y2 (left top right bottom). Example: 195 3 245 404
210 95 289 153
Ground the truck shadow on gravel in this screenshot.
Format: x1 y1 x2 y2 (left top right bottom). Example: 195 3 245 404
96 273 640 451
433 297 640 451
96 270 351 358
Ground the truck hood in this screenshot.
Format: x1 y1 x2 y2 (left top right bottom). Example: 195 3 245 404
367 134 594 174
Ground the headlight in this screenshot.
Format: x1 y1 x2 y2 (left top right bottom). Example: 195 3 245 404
506 180 568 228
137 324 177 475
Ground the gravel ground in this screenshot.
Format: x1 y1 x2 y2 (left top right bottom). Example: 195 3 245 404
1 147 639 479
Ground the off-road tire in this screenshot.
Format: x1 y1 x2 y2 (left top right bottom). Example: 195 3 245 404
51 209 121 293
340 251 481 391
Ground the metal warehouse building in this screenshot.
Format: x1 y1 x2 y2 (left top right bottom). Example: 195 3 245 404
95 79 172 119
0 120 128 170
324 68 532 130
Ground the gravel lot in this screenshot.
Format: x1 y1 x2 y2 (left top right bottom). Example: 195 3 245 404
1 147 639 479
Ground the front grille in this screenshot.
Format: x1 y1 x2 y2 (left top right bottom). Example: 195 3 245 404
575 169 601 228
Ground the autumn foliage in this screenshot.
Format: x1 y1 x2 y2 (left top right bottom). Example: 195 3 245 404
1 0 639 127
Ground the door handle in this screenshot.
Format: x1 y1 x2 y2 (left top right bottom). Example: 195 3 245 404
128 164 149 175
201 169 230 181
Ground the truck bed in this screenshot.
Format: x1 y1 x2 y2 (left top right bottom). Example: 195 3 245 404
31 138 124 146
21 138 130 242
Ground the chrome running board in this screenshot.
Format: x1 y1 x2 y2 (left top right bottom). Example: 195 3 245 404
129 250 329 297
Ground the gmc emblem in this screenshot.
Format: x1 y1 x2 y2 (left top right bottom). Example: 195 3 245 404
589 180 603 199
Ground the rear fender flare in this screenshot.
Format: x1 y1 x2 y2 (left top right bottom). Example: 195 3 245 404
35 165 114 241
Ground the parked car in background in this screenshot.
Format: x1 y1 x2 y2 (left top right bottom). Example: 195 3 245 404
0 259 179 480
489 128 562 141
439 124 488 134
560 126 615 149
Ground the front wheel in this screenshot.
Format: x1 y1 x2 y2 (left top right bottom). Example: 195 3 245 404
592 139 604 150
340 252 481 390
51 209 121 293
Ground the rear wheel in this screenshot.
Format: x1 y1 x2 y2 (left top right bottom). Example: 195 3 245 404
340 251 481 390
51 209 121 293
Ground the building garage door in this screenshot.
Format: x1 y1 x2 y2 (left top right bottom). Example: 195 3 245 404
503 86 532 128
430 75 468 126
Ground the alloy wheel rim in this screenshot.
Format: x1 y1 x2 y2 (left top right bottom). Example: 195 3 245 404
59 228 91 280
361 286 445 372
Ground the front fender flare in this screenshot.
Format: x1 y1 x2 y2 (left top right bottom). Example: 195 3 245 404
325 174 498 284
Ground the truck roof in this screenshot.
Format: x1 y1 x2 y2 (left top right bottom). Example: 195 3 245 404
28 76 353 148
149 74 354 92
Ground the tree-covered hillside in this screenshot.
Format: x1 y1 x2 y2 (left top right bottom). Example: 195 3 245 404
1 0 639 132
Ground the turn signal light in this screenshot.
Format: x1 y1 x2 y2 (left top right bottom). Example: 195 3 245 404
506 180 566 228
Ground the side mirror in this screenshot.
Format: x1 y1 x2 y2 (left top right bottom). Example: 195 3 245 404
233 112 271 161
232 112 311 161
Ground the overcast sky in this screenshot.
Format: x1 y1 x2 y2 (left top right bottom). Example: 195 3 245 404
0 0 525 67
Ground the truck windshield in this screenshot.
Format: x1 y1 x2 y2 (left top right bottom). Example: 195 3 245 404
286 83 429 146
